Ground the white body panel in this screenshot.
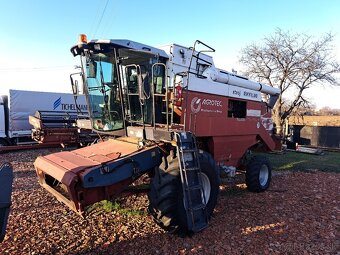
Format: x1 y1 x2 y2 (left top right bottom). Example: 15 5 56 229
187 75 262 102
159 43 280 100
2 90 87 139
93 39 169 59
160 44 215 77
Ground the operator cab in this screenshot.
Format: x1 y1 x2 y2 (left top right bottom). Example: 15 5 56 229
71 35 179 140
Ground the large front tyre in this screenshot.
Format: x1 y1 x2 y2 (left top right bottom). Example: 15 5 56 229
246 155 272 192
148 151 219 235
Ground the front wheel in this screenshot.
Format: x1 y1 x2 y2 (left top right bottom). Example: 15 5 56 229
148 150 219 235
246 155 272 192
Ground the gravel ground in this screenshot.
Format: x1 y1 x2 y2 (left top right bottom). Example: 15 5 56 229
0 148 339 255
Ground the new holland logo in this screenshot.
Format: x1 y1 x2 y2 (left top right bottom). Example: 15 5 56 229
53 97 61 110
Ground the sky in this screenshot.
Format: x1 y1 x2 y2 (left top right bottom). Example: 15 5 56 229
0 0 339 109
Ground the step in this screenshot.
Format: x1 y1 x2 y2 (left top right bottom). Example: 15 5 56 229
182 167 200 172
190 203 206 211
16 141 38 145
186 184 203 191
191 221 208 233
180 148 197 153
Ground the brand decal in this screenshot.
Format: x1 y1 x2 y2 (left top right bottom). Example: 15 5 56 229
231 88 259 100
53 97 87 111
53 97 61 110
202 99 222 107
232 90 241 97
261 117 274 131
190 97 222 114
243 91 258 99
191 97 201 113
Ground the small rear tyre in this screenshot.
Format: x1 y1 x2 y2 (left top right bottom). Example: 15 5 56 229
246 155 272 192
148 150 219 236
0 138 9 147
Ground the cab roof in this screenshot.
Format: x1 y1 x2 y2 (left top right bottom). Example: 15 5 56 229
71 39 169 59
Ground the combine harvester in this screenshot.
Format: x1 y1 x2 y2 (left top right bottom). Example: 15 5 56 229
33 35 281 235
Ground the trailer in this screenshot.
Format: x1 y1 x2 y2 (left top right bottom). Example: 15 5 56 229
0 89 88 149
33 35 282 236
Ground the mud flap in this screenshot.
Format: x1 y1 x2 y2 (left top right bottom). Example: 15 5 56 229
0 163 13 242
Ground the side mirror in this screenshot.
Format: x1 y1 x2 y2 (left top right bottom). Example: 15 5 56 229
88 61 97 78
73 80 79 95
268 95 279 109
70 73 80 95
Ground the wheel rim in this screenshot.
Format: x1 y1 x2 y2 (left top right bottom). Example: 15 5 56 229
199 173 211 204
259 164 269 187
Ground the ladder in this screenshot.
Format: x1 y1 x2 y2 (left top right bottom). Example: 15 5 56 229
175 132 208 232
188 40 215 78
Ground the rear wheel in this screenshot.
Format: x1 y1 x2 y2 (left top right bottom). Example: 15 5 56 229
0 139 9 147
246 155 272 192
148 150 219 235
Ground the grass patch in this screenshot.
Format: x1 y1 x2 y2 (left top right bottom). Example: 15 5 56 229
100 200 121 212
87 200 146 216
220 184 248 197
256 151 340 173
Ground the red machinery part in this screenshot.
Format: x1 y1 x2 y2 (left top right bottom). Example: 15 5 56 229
34 138 162 215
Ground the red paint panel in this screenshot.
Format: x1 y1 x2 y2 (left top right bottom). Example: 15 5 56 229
36 139 139 177
34 139 141 190
212 135 258 166
184 92 264 136
34 157 78 185
88 154 116 163
73 139 138 158
43 152 98 171
181 91 279 167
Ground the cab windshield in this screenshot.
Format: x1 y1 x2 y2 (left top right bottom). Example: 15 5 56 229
83 52 124 132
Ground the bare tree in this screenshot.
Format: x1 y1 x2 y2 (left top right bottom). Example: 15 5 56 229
239 28 340 134
317 106 340 116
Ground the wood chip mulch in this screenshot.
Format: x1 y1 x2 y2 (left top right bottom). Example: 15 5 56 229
0 149 339 255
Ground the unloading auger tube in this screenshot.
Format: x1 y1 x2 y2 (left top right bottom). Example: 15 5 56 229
202 67 280 96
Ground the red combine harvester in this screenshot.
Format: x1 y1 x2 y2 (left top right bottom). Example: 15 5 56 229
34 35 281 235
